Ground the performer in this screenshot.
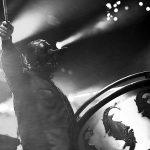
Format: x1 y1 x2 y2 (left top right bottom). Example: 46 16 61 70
0 21 74 150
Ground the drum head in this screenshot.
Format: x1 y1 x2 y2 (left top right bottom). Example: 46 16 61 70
78 87 150 150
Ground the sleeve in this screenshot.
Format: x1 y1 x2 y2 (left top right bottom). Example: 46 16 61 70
1 39 25 92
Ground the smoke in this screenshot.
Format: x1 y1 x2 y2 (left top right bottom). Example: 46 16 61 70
12 0 60 43
0 98 17 138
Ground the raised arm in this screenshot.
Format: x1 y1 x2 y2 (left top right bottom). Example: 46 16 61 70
0 21 25 91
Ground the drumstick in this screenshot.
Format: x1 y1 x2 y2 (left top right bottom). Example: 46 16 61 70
2 0 8 22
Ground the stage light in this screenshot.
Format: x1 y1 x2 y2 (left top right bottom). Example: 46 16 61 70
146 7 150 11
114 17 118 21
116 1 121 5
54 1 146 49
139 2 144 6
114 8 119 13
106 3 112 9
113 3 117 8
125 6 129 10
56 32 83 48
56 42 63 49
56 16 113 47
12 11 45 43
107 13 111 17
68 95 74 101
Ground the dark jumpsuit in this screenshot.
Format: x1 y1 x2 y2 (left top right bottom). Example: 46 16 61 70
1 39 74 150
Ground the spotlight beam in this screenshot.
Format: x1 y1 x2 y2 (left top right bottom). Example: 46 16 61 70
12 0 61 43
56 16 112 48
57 1 146 48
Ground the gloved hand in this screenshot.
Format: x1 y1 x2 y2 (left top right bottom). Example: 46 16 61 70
0 21 14 41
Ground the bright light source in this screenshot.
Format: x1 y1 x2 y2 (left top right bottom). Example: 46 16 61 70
114 8 118 12
51 0 144 50
113 3 117 8
106 3 112 9
139 2 144 6
116 1 121 5
56 17 112 50
114 17 118 21
56 32 83 48
146 7 150 11
107 13 111 17
56 42 63 49
68 95 74 101
125 6 129 10
56 3 136 49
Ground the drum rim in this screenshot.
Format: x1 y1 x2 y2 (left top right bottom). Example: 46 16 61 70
70 71 150 149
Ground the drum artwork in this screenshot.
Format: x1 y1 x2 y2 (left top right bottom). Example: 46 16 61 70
70 71 150 150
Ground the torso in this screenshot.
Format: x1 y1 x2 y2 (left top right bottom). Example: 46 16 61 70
14 71 73 150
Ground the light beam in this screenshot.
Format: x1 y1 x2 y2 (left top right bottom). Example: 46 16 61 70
12 1 60 43
56 1 146 48
56 17 112 48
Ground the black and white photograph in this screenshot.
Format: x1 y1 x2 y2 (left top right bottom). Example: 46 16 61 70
0 0 150 150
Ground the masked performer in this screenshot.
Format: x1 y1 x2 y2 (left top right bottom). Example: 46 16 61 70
0 21 74 150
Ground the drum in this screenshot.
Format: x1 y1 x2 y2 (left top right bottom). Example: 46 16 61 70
70 71 150 150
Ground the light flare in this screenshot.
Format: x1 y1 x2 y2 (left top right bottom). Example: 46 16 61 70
116 1 121 5
12 1 60 43
68 86 104 113
56 32 83 48
146 7 150 11
139 2 144 6
114 8 118 13
12 11 44 43
113 4 117 8
56 0 145 48
56 17 112 48
106 3 112 9
56 42 63 49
